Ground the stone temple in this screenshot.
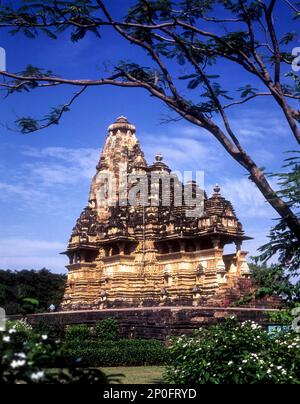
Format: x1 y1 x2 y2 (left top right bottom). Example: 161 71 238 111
61 116 254 310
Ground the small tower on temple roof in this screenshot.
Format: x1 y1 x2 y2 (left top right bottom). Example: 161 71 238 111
149 152 171 173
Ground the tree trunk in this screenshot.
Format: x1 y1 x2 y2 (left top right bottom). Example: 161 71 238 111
200 117 300 242
248 165 300 241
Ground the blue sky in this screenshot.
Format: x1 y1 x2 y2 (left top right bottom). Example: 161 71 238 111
0 1 299 273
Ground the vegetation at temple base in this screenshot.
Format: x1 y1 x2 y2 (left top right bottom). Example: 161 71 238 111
0 319 116 384
95 318 120 341
0 318 169 383
62 338 169 367
0 1 300 241
2 318 300 384
0 269 66 315
63 322 169 367
246 262 300 305
165 318 300 384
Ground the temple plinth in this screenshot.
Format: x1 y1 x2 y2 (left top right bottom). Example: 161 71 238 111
61 117 253 310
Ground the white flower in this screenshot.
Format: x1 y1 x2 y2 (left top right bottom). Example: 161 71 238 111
16 352 26 359
2 335 10 342
8 328 16 334
30 371 44 381
41 335 48 340
277 366 283 370
267 369 272 374
10 360 26 368
228 361 233 366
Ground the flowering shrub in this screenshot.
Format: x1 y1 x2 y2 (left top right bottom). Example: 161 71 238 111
0 320 114 384
165 318 300 384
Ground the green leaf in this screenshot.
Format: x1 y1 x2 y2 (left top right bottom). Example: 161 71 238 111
23 28 36 39
187 77 201 89
41 28 57 40
176 53 185 66
22 297 39 306
178 74 199 80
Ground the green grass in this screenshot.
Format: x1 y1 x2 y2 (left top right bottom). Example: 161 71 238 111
101 366 166 384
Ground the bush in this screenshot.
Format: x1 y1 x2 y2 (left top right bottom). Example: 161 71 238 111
165 318 300 384
95 318 119 341
0 321 116 384
34 319 66 341
63 339 169 367
65 324 90 342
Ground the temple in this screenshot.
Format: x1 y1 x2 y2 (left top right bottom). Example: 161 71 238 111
61 116 254 310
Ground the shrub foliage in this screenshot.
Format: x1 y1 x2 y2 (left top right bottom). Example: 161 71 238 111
0 320 115 384
95 318 119 341
165 318 300 384
63 339 169 367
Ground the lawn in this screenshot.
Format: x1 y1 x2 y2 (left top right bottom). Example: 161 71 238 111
101 366 166 384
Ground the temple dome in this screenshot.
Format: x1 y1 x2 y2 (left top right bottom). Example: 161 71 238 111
108 116 136 133
205 184 237 218
149 153 171 173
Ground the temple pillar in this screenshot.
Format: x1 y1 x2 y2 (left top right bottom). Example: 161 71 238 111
212 237 220 249
235 240 242 252
236 250 251 277
179 240 185 252
194 240 201 251
69 253 74 265
168 242 175 253
119 242 125 255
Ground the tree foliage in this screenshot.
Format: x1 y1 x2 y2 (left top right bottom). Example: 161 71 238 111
257 152 300 273
0 268 66 315
249 263 300 304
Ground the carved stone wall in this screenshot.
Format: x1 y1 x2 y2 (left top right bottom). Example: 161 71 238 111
10 307 282 341
61 117 268 311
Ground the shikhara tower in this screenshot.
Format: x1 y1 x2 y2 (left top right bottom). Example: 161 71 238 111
62 116 253 310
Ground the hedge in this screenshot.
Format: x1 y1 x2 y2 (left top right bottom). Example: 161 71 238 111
62 339 170 367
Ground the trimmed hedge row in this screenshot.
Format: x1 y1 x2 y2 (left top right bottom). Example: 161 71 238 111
62 339 170 367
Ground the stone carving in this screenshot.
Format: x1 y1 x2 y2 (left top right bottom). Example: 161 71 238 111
61 116 256 310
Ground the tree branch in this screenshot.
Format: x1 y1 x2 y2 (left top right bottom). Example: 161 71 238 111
17 85 87 133
95 0 181 103
223 92 272 109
